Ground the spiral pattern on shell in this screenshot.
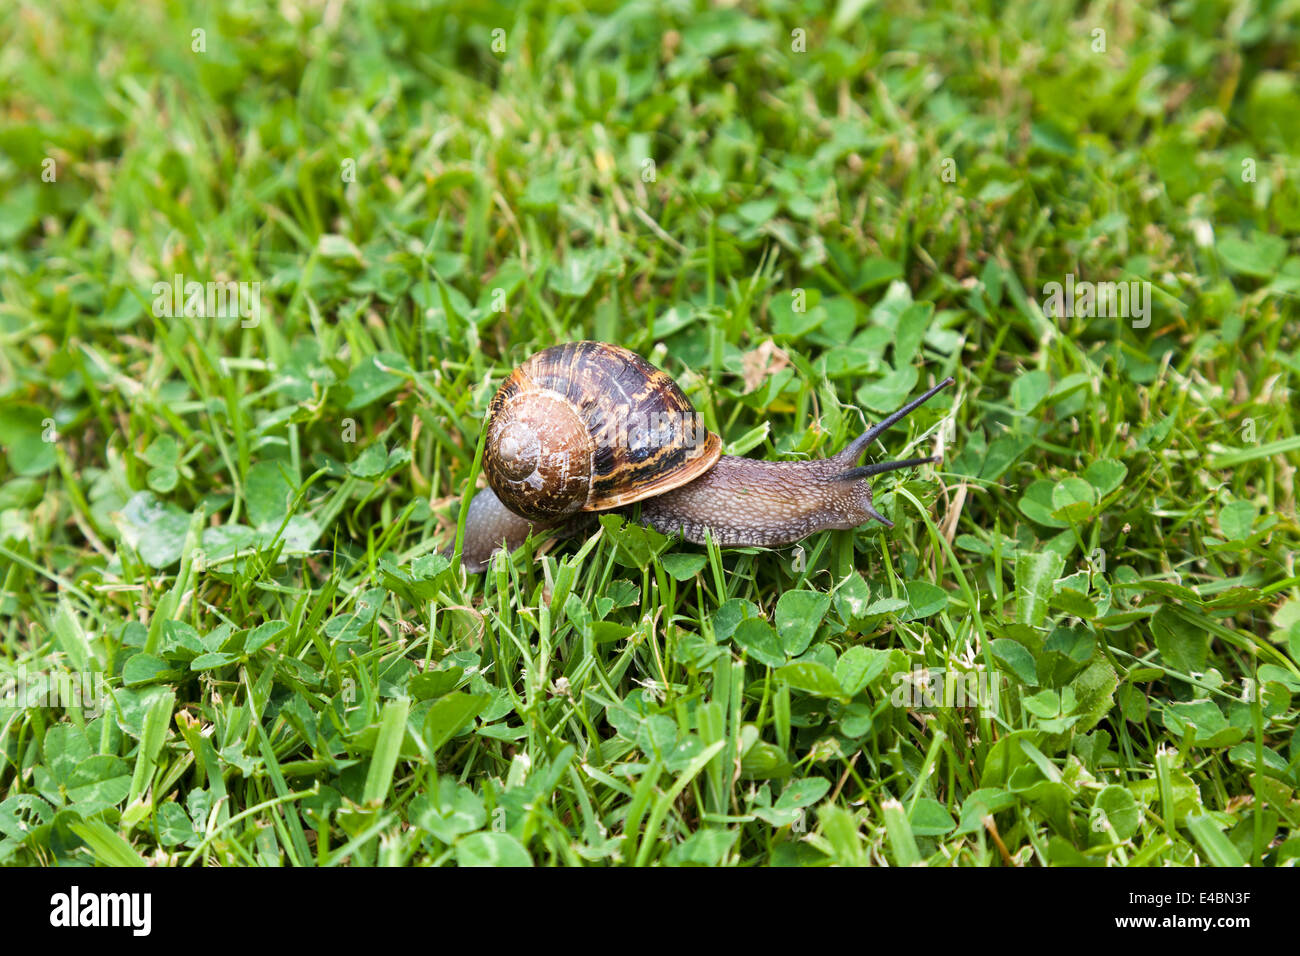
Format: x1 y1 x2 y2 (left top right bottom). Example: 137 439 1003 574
482 342 722 521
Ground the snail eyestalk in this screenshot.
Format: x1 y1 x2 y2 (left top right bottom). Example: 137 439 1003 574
835 376 955 468
837 456 941 483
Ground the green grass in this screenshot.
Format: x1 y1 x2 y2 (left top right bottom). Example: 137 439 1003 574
1 0 1298 867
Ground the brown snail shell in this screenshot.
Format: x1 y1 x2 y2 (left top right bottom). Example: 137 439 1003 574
482 342 722 521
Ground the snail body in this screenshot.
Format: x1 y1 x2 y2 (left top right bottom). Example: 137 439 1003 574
455 342 954 572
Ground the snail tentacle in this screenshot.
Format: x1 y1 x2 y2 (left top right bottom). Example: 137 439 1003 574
831 376 956 471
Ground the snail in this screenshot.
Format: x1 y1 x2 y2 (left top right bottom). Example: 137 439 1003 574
451 341 954 572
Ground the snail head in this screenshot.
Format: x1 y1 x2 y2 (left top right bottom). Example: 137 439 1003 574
829 376 956 527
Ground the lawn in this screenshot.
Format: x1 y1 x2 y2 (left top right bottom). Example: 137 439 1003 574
1 0 1298 867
